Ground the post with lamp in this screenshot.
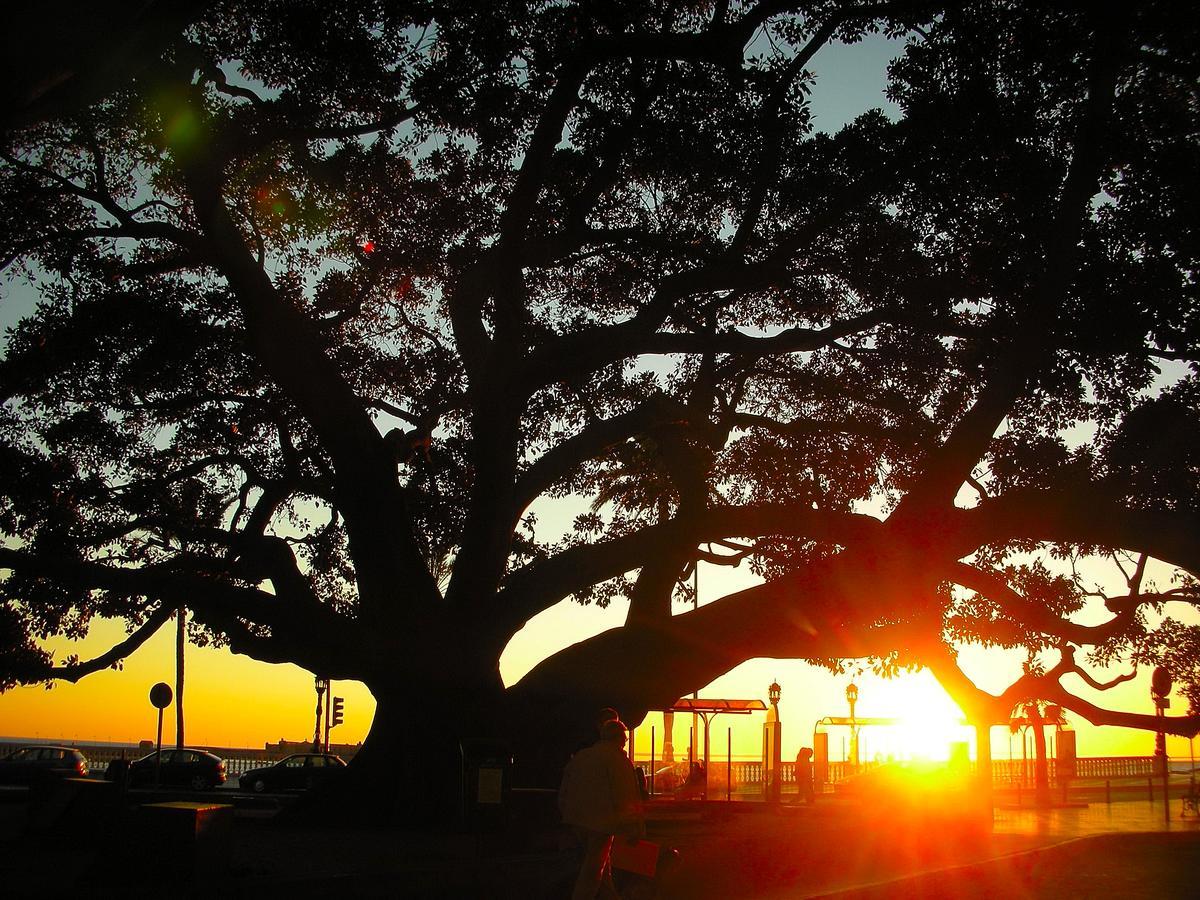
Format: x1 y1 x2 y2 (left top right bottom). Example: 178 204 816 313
845 682 859 773
313 677 328 753
1151 665 1172 825
762 680 782 802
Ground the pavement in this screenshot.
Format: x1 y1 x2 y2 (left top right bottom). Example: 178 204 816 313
639 794 1200 899
3 784 1200 898
993 794 1196 838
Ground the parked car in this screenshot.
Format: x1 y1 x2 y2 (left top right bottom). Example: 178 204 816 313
127 748 226 790
0 746 89 784
239 753 346 793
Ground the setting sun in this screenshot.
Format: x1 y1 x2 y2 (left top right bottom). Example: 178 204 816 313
829 672 971 763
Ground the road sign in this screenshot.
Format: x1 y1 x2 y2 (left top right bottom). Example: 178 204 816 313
149 682 173 709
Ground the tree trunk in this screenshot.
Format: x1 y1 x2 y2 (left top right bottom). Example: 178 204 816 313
974 722 993 820
1028 706 1051 805
296 671 510 828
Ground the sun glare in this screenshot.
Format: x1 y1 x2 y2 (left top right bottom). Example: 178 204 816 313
853 674 971 763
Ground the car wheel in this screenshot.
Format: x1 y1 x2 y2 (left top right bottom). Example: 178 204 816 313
189 774 210 791
252 778 267 793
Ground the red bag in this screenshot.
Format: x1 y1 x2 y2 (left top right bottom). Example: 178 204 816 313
611 839 659 877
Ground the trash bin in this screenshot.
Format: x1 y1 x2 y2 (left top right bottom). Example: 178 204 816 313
460 739 512 830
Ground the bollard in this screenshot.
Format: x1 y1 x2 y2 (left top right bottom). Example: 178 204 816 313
1105 780 1111 805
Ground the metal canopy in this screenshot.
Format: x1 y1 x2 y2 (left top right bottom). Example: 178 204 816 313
816 716 902 727
665 698 770 800
670 698 767 714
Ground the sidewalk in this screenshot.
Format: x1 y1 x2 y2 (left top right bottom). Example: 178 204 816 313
993 795 1200 838
3 791 1198 898
647 796 1200 900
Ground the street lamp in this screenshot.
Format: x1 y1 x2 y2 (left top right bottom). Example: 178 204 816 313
765 681 782 802
313 677 327 753
1152 665 1172 823
846 682 860 772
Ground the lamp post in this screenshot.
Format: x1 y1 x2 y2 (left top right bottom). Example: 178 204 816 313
313 677 328 753
846 682 859 772
1152 665 1172 824
765 680 782 802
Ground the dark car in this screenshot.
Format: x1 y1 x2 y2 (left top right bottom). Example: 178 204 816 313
239 753 346 793
128 748 226 790
0 746 89 784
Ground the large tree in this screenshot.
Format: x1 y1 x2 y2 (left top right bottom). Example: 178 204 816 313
1 1 1197 820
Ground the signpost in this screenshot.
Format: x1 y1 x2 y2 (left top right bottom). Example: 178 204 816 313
149 681 173 788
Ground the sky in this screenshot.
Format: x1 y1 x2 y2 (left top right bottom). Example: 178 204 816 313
1 30 1197 769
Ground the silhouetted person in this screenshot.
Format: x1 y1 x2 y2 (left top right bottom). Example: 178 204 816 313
567 706 621 758
559 718 645 900
795 747 815 804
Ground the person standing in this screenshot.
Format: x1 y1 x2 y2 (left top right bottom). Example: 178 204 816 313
795 747 815 804
559 718 646 900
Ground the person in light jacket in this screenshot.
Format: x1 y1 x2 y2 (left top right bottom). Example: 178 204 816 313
559 717 646 899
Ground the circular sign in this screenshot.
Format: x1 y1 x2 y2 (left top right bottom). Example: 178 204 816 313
1151 666 1173 699
149 682 173 709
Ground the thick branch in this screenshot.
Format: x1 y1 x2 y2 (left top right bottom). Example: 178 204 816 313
957 489 1200 578
512 395 686 516
949 561 1136 647
176 120 441 620
17 604 176 684
496 504 883 634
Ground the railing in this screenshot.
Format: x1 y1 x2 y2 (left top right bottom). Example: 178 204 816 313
990 756 1155 784
632 754 1165 797
1070 756 1155 778
634 757 865 795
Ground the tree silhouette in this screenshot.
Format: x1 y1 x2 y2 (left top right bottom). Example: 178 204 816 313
1 1 1197 819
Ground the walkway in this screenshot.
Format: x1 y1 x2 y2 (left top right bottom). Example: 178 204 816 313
4 787 1198 897
649 797 1200 900
994 796 1200 838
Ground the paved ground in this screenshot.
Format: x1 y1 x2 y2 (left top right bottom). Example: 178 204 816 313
4 787 1200 897
643 795 1200 900
811 833 1200 899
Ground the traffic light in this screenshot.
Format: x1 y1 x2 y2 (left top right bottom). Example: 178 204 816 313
331 696 345 728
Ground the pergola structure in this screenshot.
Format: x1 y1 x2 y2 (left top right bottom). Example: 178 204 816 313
812 715 902 788
668 698 768 799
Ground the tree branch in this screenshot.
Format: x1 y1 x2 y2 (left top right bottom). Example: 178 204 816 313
15 604 176 684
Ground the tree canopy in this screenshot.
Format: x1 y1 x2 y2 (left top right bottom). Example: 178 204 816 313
1 0 1198 813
